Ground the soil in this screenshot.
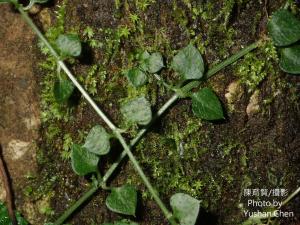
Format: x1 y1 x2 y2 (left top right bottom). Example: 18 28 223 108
0 0 299 225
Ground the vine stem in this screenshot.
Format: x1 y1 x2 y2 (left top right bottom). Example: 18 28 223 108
16 6 176 225
54 41 260 224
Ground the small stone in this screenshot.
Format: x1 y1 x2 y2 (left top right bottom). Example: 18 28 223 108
225 80 244 104
246 90 260 116
7 140 30 160
28 5 41 15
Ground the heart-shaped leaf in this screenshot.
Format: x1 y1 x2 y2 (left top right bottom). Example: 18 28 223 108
102 220 138 225
279 44 300 75
106 185 137 216
53 78 74 103
170 193 200 225
126 68 148 87
71 144 99 176
171 44 204 81
267 9 300 46
191 88 224 120
120 96 152 125
56 34 82 57
83 125 111 155
139 51 164 73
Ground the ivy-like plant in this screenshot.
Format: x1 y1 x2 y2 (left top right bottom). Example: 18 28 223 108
1 0 299 225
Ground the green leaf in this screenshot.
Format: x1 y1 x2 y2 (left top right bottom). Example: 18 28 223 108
103 220 138 225
170 193 200 225
83 125 111 155
56 34 82 57
120 97 152 125
16 212 28 225
267 9 300 46
53 78 74 103
139 51 164 73
138 51 151 71
191 88 224 120
0 202 29 225
0 202 11 225
126 68 148 87
279 44 300 74
71 144 99 176
106 185 137 216
171 44 204 81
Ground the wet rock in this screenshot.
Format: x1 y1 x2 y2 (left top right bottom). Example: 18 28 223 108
246 90 260 116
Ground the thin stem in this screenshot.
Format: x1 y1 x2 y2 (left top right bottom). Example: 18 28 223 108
53 185 98 225
280 187 300 208
18 7 59 60
53 40 260 224
206 41 260 79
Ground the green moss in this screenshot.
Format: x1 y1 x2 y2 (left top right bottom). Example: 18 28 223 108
236 41 278 92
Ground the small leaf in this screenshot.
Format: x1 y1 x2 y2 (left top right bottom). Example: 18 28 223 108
170 193 200 225
279 44 300 75
71 144 99 176
138 51 151 71
53 78 74 103
139 51 164 73
120 97 152 125
56 34 82 57
106 185 137 216
267 9 300 46
191 88 224 120
126 68 148 87
83 125 111 155
171 44 205 80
